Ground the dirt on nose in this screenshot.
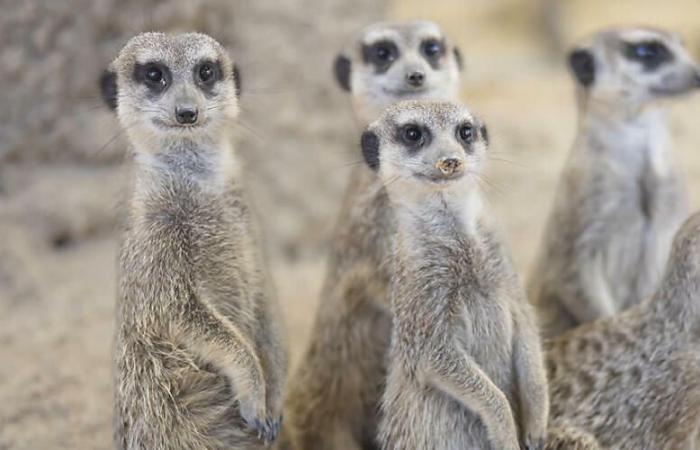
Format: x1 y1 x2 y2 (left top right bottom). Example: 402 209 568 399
436 158 463 176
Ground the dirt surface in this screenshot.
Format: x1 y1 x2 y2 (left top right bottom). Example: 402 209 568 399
2 1 700 449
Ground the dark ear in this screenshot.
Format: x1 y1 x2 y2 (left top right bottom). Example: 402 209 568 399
232 64 242 98
568 49 595 88
334 53 352 92
479 124 489 146
99 69 118 111
453 47 463 71
361 130 379 171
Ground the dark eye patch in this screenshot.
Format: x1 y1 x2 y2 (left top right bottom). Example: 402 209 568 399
623 40 673 71
394 123 431 152
421 38 445 69
362 40 399 74
133 61 171 95
194 59 223 95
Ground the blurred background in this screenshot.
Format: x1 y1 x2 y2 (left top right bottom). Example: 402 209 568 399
1 0 700 448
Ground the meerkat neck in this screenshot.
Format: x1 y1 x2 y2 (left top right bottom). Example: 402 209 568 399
131 136 239 212
577 103 670 171
394 187 483 243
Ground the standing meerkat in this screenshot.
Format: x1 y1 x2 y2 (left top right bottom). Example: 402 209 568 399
528 26 700 337
284 21 463 450
363 100 548 450
545 211 700 450
102 32 286 449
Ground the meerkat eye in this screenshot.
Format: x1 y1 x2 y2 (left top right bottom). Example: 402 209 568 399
421 39 444 59
624 41 672 69
195 61 221 90
199 64 214 82
368 41 398 67
457 123 475 143
146 66 163 83
136 62 170 93
400 124 425 147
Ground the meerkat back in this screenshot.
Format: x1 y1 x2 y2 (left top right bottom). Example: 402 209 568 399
103 32 286 450
545 211 700 450
283 21 463 450
528 26 700 337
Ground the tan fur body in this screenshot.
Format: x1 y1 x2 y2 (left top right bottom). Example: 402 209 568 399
284 21 461 450
368 101 549 450
545 212 700 450
109 33 286 450
529 27 699 337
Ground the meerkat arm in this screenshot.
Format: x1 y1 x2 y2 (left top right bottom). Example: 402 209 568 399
178 295 269 427
564 251 618 323
512 311 549 448
420 344 521 450
252 288 287 421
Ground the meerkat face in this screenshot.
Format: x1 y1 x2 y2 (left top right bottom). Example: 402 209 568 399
335 21 462 123
569 27 700 106
361 100 488 200
100 32 241 147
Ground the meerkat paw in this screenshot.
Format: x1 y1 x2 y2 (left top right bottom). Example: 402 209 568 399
239 398 279 444
522 435 546 450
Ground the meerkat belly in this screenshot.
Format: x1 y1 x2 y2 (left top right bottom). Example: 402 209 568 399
458 299 516 392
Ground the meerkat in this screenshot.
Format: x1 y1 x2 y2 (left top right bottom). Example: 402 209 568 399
358 100 548 450
283 21 463 450
101 32 286 449
545 210 700 450
528 26 700 337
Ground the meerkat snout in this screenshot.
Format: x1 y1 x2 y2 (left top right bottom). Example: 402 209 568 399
175 104 199 125
406 70 425 87
435 156 463 176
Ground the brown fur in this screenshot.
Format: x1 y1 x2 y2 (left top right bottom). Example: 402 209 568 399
546 212 700 450
528 27 699 338
283 21 461 450
370 101 549 450
111 33 286 450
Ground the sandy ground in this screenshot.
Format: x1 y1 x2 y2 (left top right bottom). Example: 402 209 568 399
2 1 700 448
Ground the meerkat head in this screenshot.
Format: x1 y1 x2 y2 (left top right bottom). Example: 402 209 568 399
568 26 700 109
100 32 241 148
361 100 488 203
335 21 463 124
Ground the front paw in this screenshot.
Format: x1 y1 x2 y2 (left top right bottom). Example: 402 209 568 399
245 414 282 444
239 399 279 444
522 434 545 450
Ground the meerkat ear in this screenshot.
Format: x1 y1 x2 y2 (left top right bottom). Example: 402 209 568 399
361 130 380 171
99 68 118 111
453 47 464 71
334 53 352 92
568 48 595 88
479 124 489 145
232 64 242 98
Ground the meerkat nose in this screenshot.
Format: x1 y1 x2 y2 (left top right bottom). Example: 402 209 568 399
176 106 199 125
406 71 425 87
436 157 464 176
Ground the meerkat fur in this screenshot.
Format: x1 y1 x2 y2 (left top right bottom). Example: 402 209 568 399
363 100 548 450
103 32 287 450
528 26 700 337
284 21 463 450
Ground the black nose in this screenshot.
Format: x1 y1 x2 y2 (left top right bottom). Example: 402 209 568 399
176 107 198 125
695 71 700 87
406 71 425 87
